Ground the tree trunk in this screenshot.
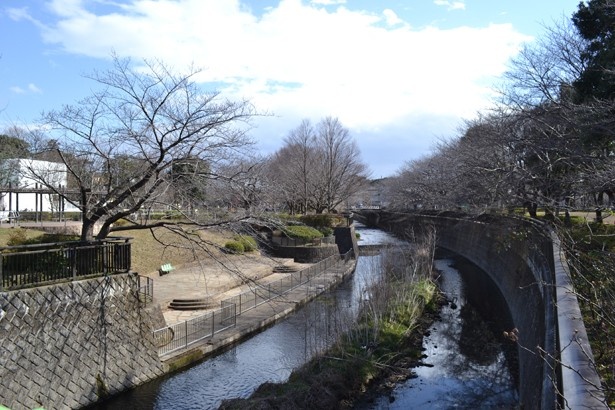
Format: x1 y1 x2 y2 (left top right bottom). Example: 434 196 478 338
595 192 604 224
81 218 96 242
525 201 538 218
595 208 603 224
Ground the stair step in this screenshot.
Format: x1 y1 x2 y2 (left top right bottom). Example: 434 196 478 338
168 298 212 310
272 265 299 273
171 298 210 303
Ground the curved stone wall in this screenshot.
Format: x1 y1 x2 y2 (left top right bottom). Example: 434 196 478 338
356 210 605 409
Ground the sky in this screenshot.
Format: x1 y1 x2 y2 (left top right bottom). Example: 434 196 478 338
0 0 582 178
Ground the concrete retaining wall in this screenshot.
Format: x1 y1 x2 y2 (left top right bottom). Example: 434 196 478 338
272 244 339 263
0 274 164 409
357 210 605 409
334 226 359 256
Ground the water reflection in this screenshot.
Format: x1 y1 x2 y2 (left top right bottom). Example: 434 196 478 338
88 226 384 410
86 227 517 410
370 258 518 409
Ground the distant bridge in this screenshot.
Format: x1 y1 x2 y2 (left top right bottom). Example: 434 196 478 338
353 209 606 409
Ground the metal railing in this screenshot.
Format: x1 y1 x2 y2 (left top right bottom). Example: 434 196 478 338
153 250 353 357
138 275 154 306
0 237 132 291
153 302 237 356
271 236 336 247
221 250 352 315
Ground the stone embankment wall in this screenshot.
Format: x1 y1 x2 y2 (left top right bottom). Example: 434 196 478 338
356 210 604 409
0 274 164 410
334 226 359 256
272 244 339 263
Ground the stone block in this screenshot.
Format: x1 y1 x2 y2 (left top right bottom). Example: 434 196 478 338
0 274 164 409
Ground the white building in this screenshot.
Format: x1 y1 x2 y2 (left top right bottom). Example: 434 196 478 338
0 159 79 213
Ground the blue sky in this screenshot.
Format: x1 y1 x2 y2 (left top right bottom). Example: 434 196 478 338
1 0 582 177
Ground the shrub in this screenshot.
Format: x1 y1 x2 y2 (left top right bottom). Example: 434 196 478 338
300 213 347 235
7 229 29 246
283 225 323 242
65 212 81 221
6 230 79 247
164 211 183 220
274 213 301 224
224 240 245 254
300 214 333 228
112 218 131 227
235 235 258 252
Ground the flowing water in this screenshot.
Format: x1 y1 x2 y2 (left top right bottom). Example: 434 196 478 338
367 256 518 409
87 226 517 409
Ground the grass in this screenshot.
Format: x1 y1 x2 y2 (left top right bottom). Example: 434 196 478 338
0 225 234 275
118 227 233 274
0 227 45 246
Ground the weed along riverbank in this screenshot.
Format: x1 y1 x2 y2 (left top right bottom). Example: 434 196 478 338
220 231 439 409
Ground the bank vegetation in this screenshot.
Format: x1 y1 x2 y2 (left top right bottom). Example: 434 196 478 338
220 230 438 409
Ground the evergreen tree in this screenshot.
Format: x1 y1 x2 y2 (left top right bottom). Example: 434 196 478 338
572 0 615 100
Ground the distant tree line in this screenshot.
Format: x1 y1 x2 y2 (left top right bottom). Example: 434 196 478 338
388 0 615 223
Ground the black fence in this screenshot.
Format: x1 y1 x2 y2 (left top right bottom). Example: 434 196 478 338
138 275 154 306
153 302 237 356
0 237 132 291
220 251 352 315
153 250 354 357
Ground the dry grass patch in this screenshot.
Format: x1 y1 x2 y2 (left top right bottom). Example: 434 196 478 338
0 225 237 276
0 227 45 246
122 227 235 275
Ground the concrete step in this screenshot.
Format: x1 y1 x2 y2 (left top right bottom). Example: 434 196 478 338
168 298 212 310
272 265 299 273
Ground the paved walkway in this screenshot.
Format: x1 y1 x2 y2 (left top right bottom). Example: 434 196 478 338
144 253 312 325
155 258 357 366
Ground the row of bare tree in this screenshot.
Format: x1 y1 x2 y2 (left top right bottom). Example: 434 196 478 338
388 3 615 222
386 2 615 404
0 57 369 241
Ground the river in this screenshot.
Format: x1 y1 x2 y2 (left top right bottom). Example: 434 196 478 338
365 256 518 409
86 225 517 409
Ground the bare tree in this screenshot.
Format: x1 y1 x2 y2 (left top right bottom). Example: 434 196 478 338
285 120 318 214
267 117 369 214
265 146 304 214
29 56 257 241
312 117 369 213
211 156 270 214
265 120 319 214
498 18 587 110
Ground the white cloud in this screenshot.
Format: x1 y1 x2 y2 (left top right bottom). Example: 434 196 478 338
27 0 529 174
434 0 466 11
9 84 42 94
382 9 404 27
311 0 347 5
28 83 42 93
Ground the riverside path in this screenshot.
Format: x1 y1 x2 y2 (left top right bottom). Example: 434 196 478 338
152 253 357 370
